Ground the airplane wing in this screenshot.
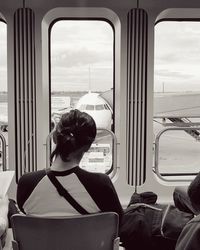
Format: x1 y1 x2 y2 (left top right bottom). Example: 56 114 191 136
154 92 200 118
99 89 113 111
154 92 200 140
100 90 200 118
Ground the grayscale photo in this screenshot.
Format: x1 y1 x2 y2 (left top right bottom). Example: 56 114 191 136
0 1 200 250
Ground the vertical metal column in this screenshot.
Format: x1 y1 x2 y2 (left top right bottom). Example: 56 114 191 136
127 9 148 187
14 8 37 182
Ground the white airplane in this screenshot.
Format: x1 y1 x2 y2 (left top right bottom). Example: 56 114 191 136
76 92 113 130
154 92 200 118
153 92 200 174
154 92 200 134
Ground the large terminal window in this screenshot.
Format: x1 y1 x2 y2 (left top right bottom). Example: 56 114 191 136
0 20 7 171
50 20 114 174
154 21 200 180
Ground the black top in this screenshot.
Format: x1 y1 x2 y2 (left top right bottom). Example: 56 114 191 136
17 167 123 223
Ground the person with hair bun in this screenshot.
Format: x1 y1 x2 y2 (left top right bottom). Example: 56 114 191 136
16 109 123 222
17 109 187 250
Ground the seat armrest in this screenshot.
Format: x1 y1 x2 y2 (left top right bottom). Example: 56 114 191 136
113 237 120 250
12 240 19 250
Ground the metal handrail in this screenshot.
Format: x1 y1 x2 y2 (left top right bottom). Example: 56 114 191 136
0 132 7 171
46 128 117 178
100 128 117 179
154 115 200 118
46 130 55 169
154 126 200 182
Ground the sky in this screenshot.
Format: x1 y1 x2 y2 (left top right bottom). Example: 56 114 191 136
1 20 200 92
0 22 7 92
154 21 200 93
51 20 113 92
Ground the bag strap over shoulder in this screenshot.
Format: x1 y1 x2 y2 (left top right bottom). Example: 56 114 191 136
46 169 89 215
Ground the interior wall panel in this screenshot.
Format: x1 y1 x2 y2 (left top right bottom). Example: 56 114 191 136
127 8 148 187
14 8 37 182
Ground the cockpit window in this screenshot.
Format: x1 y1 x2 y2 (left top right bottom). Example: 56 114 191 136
95 104 104 110
79 104 86 110
86 105 94 110
104 104 109 110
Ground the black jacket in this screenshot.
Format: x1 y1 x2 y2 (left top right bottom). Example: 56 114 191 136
176 215 200 250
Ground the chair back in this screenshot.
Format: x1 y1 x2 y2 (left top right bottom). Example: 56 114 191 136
11 212 119 250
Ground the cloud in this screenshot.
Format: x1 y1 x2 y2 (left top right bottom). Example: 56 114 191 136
154 21 200 92
154 68 200 92
51 47 112 68
50 21 113 91
0 68 7 91
155 21 200 65
156 49 200 65
154 69 192 80
50 20 113 74
51 20 113 45
0 58 6 67
0 20 113 92
51 66 113 91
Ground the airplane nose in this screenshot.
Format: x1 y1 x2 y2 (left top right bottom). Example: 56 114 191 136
90 112 109 130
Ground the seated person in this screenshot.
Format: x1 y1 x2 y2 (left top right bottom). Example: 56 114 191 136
17 109 193 250
17 109 123 220
176 173 200 250
0 196 9 249
17 109 158 249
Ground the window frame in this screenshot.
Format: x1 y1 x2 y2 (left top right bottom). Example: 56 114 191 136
48 17 116 176
0 19 8 171
154 17 200 181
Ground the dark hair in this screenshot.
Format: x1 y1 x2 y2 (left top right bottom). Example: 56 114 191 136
50 109 96 163
188 172 200 212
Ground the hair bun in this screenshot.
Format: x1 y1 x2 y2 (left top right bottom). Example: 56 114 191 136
51 109 96 163
60 127 75 138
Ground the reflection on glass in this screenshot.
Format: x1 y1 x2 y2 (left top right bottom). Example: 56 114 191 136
158 130 200 175
80 130 113 173
50 20 114 173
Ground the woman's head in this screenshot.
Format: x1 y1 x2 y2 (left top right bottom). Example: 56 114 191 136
51 109 96 162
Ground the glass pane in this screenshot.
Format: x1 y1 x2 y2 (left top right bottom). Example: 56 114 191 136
157 129 200 174
80 129 113 173
0 21 7 171
50 20 114 173
86 105 94 110
154 21 200 177
96 104 104 110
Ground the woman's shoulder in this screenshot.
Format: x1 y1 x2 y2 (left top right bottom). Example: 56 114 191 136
76 167 112 187
77 167 108 177
17 170 47 212
18 169 46 187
